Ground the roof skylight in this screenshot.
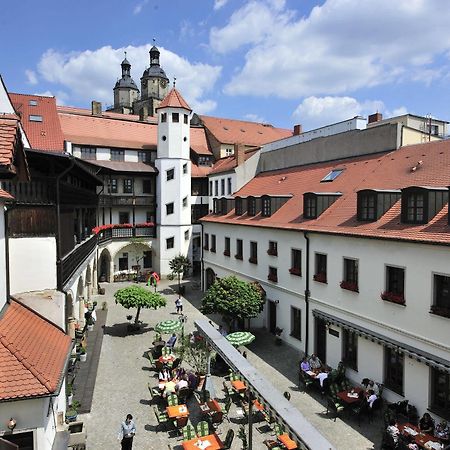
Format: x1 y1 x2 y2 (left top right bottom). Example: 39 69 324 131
321 169 343 182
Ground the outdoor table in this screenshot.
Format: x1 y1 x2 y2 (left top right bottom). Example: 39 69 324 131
231 380 247 392
278 433 298 449
336 387 364 405
253 399 264 411
199 399 222 414
399 423 442 449
182 433 224 450
166 404 189 419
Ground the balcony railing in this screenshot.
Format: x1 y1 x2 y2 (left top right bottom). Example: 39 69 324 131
59 234 97 288
99 195 155 207
1 179 56 204
97 225 156 244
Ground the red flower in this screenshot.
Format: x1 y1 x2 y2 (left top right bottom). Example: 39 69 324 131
340 280 359 292
380 291 405 305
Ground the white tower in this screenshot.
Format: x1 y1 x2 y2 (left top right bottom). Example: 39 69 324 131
155 88 192 276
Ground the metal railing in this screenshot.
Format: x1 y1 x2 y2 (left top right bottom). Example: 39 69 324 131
98 225 156 244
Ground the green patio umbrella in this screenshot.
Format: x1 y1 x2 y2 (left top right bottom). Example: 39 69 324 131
226 331 255 347
155 319 183 334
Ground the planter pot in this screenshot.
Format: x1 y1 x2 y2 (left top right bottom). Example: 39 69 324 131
68 394 73 406
66 410 78 423
80 353 87 362
87 324 94 331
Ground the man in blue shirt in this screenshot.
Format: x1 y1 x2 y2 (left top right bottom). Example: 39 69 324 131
166 333 177 348
118 414 136 449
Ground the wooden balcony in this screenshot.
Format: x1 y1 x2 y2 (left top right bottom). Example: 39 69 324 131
97 225 156 244
99 194 155 208
1 179 56 205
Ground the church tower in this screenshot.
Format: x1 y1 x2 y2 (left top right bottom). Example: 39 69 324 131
155 87 192 275
133 45 170 118
109 54 140 114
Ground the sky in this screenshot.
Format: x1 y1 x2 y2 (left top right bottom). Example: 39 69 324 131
2 0 450 131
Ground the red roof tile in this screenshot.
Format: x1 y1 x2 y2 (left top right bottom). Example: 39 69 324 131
210 148 259 175
10 93 64 152
0 115 20 167
191 162 213 178
203 140 450 245
0 299 71 401
157 88 191 111
190 127 212 155
200 115 292 146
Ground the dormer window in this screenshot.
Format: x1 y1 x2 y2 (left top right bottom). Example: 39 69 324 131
401 186 447 225
235 197 243 215
358 192 376 221
357 189 401 222
248 196 257 216
321 169 343 182
304 194 317 219
303 192 341 219
262 196 271 217
213 198 219 214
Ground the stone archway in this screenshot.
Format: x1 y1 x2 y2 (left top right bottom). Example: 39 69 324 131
112 242 153 281
205 268 216 290
98 248 112 282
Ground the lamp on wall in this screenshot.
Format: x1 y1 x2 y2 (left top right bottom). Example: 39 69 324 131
274 300 280 305
7 418 16 431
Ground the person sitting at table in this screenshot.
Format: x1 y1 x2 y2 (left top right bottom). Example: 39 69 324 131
435 420 449 443
401 434 419 450
186 371 198 390
386 418 400 445
315 369 329 393
300 357 311 372
309 354 322 370
365 380 379 396
419 412 435 434
166 333 177 348
176 375 189 391
159 368 170 382
161 380 176 397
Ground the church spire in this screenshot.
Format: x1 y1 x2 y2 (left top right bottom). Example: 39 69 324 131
121 51 131 77
150 41 160 67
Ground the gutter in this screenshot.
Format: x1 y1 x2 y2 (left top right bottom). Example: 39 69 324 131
200 221 204 291
4 204 12 300
304 231 310 356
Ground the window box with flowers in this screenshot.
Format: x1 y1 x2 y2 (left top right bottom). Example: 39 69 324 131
313 272 327 283
249 257 258 264
267 248 278 256
289 267 302 276
380 291 405 305
267 273 278 283
430 304 450 318
223 250 230 257
340 280 359 292
235 254 243 260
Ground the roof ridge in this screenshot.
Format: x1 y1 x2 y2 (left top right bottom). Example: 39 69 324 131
10 92 55 99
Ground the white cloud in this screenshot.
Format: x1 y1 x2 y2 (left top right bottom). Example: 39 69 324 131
25 69 38 85
36 44 221 113
133 0 148 15
214 0 228 10
244 113 266 123
33 90 68 105
211 0 450 98
293 96 384 129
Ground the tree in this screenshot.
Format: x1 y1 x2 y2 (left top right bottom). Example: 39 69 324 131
114 285 166 325
175 334 211 375
169 254 191 295
201 276 265 331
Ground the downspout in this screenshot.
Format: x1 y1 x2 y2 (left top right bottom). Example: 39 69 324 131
200 222 204 291
304 231 310 356
4 205 11 300
56 155 76 289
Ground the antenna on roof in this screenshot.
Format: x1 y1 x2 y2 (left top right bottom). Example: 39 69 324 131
153 37 156 45
173 77 176 88
124 51 127 58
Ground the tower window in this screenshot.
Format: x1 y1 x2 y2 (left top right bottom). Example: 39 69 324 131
162 136 167 141
183 163 188 174
172 113 179 123
184 114 188 124
183 197 188 207
166 237 174 249
167 168 174 181
184 230 189 240
161 113 167 123
166 202 174 215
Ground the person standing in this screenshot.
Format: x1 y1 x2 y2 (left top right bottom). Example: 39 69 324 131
118 414 136 450
175 297 183 314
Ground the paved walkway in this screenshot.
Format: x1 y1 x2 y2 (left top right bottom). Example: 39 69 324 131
80 278 381 449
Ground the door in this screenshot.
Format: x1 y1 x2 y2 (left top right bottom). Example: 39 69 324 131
269 301 277 334
315 317 327 363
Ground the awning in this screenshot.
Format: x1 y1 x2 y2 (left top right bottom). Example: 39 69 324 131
312 310 450 373
195 319 335 450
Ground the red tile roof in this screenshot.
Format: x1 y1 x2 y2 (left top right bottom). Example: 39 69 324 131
10 93 64 152
0 299 72 401
0 188 13 200
0 115 20 167
190 127 212 155
191 162 213 178
200 115 292 146
203 140 450 245
210 148 259 175
157 88 191 111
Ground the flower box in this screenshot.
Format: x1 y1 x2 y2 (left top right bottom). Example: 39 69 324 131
235 254 243 260
267 249 278 256
248 257 258 264
267 273 278 282
430 305 450 318
313 272 327 283
223 250 230 256
340 280 359 292
289 267 301 276
380 291 405 305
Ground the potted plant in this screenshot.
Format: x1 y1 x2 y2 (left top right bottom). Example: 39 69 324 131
66 400 80 423
74 324 84 340
274 327 283 345
87 317 94 331
79 347 87 362
67 383 74 406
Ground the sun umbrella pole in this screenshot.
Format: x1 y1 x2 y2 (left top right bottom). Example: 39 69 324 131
248 389 253 450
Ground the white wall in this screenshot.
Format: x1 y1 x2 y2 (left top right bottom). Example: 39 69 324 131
0 204 7 309
9 237 57 294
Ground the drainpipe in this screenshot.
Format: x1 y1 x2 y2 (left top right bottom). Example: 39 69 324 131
200 222 204 291
56 155 76 289
4 205 12 300
304 231 310 356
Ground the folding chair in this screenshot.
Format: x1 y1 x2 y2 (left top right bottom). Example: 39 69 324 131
182 424 196 441
167 394 179 406
153 406 169 432
196 420 210 437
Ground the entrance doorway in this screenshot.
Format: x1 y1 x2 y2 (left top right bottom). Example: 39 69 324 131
315 317 327 363
268 300 277 334
205 268 216 290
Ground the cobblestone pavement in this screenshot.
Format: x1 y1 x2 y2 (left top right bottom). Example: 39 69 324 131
80 279 381 450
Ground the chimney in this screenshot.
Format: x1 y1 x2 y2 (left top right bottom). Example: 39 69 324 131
293 124 302 136
91 101 102 116
368 112 382 124
139 105 149 122
234 143 246 166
